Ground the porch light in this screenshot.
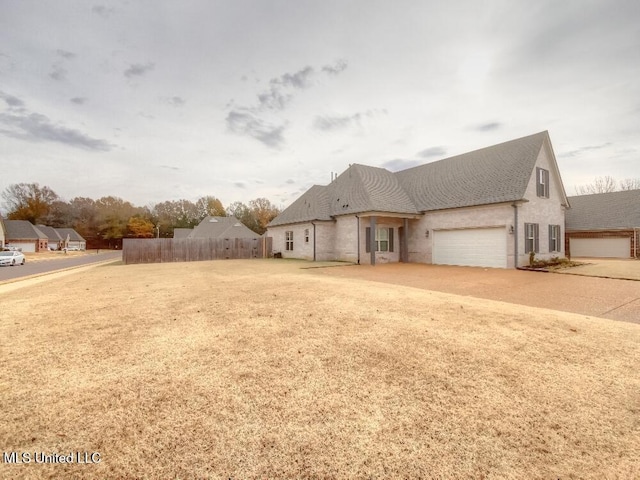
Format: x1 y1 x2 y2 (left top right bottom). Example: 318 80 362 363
425 230 430 238
509 225 515 234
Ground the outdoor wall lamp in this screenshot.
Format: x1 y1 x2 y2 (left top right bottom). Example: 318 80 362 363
509 225 515 234
425 230 430 238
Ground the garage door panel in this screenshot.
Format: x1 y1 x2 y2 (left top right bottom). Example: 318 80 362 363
570 238 630 258
433 228 507 268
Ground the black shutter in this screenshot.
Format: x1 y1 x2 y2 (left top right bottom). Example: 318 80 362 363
388 228 394 252
534 224 539 253
549 225 553 252
536 168 541 197
365 227 371 253
544 169 550 198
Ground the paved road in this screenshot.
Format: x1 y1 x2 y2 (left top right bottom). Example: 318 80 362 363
0 251 122 283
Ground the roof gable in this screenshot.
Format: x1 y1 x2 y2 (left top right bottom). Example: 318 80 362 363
56 228 86 242
37 225 64 242
189 216 261 239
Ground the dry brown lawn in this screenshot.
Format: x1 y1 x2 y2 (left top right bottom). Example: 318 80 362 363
1 259 639 479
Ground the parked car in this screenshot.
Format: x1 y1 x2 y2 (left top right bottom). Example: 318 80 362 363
0 250 26 266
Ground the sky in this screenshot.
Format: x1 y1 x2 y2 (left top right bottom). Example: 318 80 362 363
1 0 639 214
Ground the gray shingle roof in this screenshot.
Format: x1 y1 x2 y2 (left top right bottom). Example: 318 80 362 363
56 228 86 242
566 189 640 230
395 131 548 211
37 225 64 242
173 228 193 239
269 131 554 227
4 220 48 240
188 216 261 239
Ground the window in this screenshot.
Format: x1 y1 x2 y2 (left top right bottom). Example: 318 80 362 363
285 231 293 251
537 167 549 198
304 228 309 243
524 223 539 253
549 225 561 252
365 227 394 253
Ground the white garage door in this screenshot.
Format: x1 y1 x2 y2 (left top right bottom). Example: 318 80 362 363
570 237 630 258
8 242 35 253
433 227 507 268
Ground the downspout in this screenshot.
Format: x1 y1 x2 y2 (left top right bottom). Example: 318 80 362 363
512 203 519 268
634 227 638 259
312 222 316 261
356 215 360 264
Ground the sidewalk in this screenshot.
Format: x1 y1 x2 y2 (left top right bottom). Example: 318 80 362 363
556 258 640 281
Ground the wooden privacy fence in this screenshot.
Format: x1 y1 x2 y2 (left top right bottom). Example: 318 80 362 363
122 237 272 264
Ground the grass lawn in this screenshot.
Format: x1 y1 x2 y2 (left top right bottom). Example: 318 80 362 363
1 259 638 479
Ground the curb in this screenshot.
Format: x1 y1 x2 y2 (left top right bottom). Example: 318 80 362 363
0 258 121 288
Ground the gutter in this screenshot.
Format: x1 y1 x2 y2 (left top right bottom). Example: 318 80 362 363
512 203 519 268
356 215 360 265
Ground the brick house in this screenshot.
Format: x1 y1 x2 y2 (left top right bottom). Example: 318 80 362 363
267 131 569 268
565 189 640 258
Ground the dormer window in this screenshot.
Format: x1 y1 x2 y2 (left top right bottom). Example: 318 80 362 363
537 167 549 198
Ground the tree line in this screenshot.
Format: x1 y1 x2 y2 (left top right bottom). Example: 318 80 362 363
0 183 281 243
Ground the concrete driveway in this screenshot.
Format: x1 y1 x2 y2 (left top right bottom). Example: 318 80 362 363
557 258 640 281
314 263 640 324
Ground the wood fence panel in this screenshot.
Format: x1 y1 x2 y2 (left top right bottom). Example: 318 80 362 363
122 237 272 264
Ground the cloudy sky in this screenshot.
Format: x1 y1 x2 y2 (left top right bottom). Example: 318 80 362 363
1 0 638 212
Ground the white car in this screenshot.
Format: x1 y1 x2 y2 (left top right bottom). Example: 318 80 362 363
0 250 26 266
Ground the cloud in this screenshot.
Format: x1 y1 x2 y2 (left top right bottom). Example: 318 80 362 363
416 146 447 158
160 165 180 171
162 96 186 107
124 63 155 78
313 109 383 132
49 64 67 81
0 111 112 151
70 97 87 105
226 110 285 148
234 182 246 189
380 158 422 172
56 49 76 59
0 91 25 109
321 59 348 75
226 60 347 147
92 5 115 17
476 122 502 132
558 142 612 158
285 179 295 184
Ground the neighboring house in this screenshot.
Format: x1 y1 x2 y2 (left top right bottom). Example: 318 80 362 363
37 225 64 250
4 220 49 252
184 216 261 239
268 131 569 269
173 228 193 239
565 189 640 258
56 228 87 250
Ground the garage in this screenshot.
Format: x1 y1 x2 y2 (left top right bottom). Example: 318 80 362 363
433 227 507 268
569 237 630 258
6 241 36 253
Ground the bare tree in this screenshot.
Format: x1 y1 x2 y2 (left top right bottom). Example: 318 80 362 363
575 176 618 195
619 178 640 191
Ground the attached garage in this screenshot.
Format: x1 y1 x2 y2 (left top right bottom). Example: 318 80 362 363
569 237 630 258
6 241 36 253
433 227 507 268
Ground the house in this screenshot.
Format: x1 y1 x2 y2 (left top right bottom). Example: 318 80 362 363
565 189 640 258
4 220 49 252
56 228 87 250
267 131 569 268
172 228 193 239
180 216 261 239
37 225 64 250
